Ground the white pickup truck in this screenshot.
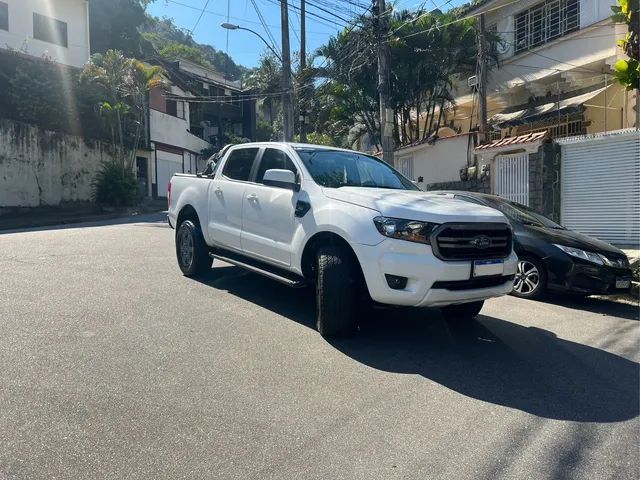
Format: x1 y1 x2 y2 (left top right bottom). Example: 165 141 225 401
168 143 517 337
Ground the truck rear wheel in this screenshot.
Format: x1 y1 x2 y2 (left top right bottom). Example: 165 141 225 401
441 300 484 321
316 246 356 338
176 220 212 277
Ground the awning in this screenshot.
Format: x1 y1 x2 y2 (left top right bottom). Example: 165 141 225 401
490 86 609 128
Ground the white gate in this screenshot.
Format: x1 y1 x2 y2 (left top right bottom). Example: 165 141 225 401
397 155 414 181
560 130 640 246
494 153 529 206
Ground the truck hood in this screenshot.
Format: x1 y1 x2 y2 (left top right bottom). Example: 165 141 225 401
322 187 508 224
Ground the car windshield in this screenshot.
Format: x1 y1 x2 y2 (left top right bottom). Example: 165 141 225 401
485 198 565 229
296 148 419 190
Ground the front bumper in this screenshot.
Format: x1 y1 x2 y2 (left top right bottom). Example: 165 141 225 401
546 254 633 295
352 239 518 307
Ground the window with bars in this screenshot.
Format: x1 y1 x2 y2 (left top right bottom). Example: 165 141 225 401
516 113 586 138
514 0 579 54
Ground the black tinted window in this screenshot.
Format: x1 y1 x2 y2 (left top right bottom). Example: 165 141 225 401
257 149 297 183
33 13 68 47
296 149 418 190
222 148 258 181
0 2 8 31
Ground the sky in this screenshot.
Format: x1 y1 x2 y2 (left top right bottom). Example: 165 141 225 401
146 0 469 69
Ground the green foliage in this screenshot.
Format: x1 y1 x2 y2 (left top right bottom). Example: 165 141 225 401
92 161 139 207
89 0 151 57
158 43 212 67
141 16 248 80
7 60 67 126
310 8 478 148
611 0 639 90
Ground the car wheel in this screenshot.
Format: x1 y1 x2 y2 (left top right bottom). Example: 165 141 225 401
316 246 356 338
512 256 546 299
176 220 212 277
441 300 485 321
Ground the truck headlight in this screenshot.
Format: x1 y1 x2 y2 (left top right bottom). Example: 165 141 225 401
553 244 604 265
373 216 438 245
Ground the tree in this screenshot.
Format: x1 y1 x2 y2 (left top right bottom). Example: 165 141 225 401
81 50 165 169
89 0 151 57
245 53 284 135
310 8 480 149
141 16 248 80
611 0 639 91
158 43 212 68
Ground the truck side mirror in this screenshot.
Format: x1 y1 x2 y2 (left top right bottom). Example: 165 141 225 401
263 169 299 191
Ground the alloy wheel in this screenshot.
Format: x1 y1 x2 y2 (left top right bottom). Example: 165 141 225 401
514 260 540 295
179 229 194 269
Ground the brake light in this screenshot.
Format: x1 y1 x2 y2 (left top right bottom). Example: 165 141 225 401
168 180 172 210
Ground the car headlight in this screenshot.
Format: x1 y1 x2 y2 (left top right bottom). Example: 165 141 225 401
553 244 605 265
373 216 438 244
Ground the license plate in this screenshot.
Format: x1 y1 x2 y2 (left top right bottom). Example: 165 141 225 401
615 279 631 289
473 259 504 278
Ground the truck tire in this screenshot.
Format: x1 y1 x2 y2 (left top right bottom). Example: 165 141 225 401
176 220 212 277
441 300 484 321
316 246 356 338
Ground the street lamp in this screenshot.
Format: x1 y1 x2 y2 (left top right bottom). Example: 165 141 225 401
221 23 282 62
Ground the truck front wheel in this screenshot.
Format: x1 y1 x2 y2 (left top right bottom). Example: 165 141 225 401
316 246 356 338
176 220 212 277
441 300 485 321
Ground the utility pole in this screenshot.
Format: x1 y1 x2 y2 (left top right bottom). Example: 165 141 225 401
299 0 307 143
281 0 295 142
375 0 394 164
478 13 488 143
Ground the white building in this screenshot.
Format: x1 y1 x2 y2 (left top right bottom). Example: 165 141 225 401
0 0 90 68
451 0 636 137
148 68 211 199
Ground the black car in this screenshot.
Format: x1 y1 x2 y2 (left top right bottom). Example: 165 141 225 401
433 192 633 299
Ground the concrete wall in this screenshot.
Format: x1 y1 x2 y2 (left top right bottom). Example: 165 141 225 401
0 0 90 68
150 108 210 154
0 119 118 207
394 134 472 189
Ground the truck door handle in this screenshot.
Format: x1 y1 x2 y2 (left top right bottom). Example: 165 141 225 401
215 187 223 196
247 194 258 201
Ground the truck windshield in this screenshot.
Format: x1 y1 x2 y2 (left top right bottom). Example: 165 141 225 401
296 148 419 191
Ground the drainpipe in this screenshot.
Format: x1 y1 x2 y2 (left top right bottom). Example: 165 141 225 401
85 1 91 58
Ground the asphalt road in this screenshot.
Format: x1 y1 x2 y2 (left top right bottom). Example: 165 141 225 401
1 214 638 480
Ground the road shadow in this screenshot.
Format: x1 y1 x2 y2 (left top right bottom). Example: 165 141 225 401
195 265 639 423
0 212 168 234
536 293 639 321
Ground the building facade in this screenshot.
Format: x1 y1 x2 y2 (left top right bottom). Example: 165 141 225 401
0 0 90 68
451 0 637 138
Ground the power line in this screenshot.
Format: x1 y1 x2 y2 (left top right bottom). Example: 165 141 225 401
190 0 211 34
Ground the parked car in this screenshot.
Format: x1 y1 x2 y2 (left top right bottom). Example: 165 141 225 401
432 192 633 299
167 143 518 337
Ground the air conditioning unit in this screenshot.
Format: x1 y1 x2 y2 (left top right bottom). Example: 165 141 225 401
467 75 478 88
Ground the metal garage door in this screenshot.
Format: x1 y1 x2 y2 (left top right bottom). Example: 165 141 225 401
156 150 184 198
560 130 640 247
494 153 529 206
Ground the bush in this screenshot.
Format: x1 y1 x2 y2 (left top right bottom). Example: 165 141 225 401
92 161 138 207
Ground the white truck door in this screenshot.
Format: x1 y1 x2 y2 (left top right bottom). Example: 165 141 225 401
207 147 260 251
241 147 298 267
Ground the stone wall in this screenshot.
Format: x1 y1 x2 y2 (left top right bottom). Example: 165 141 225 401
426 177 491 193
0 119 119 208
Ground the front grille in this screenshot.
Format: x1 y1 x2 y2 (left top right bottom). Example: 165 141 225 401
432 275 515 291
432 223 512 260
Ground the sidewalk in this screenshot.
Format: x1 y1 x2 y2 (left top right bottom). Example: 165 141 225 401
0 200 167 232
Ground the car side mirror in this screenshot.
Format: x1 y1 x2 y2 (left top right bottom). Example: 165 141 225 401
263 169 299 191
